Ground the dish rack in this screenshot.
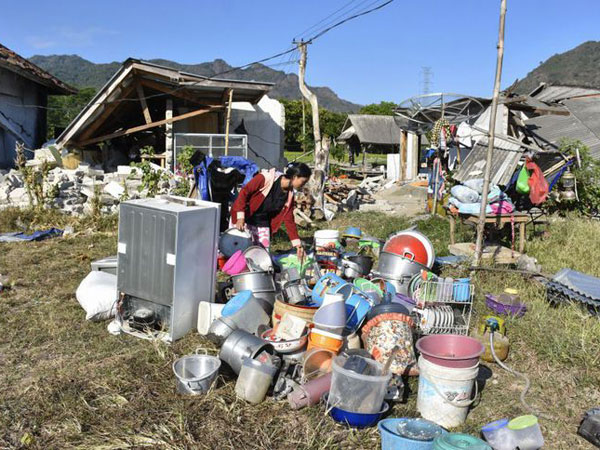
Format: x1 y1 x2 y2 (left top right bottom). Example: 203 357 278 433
413 278 474 336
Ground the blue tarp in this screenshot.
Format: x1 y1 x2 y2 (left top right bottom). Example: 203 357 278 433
0 228 63 243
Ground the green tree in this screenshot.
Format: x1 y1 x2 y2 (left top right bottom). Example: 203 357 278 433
47 87 97 139
280 99 347 152
359 101 398 116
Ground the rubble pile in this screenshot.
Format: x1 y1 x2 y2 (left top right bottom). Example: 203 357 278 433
0 163 145 215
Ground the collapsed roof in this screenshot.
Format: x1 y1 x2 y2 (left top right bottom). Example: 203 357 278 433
0 43 76 95
337 114 405 145
56 59 273 149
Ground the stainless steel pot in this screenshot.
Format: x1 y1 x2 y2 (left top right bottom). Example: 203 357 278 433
232 270 276 293
219 329 274 375
376 251 429 280
341 259 362 279
283 280 308 305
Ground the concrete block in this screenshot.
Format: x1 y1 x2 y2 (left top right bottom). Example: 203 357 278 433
103 181 124 199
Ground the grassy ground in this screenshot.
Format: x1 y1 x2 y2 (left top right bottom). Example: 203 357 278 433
1 207 599 449
285 151 389 167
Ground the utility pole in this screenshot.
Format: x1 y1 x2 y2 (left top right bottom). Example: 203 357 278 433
474 0 508 266
301 98 306 152
296 40 329 218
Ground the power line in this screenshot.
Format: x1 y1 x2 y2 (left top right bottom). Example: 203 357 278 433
293 0 361 40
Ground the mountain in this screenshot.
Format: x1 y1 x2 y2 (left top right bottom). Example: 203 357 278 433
29 54 361 112
514 41 600 94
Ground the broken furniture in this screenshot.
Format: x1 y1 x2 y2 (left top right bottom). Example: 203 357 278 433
447 211 535 253
116 195 220 341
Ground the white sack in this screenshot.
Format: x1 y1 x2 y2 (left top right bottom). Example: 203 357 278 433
76 271 118 321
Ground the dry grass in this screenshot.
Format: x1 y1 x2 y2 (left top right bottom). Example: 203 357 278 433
0 209 599 449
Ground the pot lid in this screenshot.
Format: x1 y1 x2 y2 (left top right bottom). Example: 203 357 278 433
507 415 538 430
434 433 491 450
243 246 273 271
481 418 509 432
384 230 435 268
395 418 445 441
219 228 252 258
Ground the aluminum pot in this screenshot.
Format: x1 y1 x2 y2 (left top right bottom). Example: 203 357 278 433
283 280 308 305
252 291 279 314
173 350 221 395
341 259 362 280
207 316 238 345
376 251 428 280
232 270 276 293
219 329 275 375
346 255 373 276
371 273 412 296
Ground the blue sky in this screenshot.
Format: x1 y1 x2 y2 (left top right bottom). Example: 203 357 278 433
2 0 599 106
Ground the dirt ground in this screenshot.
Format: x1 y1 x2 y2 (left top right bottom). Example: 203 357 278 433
0 209 599 449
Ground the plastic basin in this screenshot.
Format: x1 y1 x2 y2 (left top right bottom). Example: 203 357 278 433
378 418 446 449
326 394 389 428
416 334 484 369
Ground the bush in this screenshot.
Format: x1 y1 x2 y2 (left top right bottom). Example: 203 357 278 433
558 139 600 215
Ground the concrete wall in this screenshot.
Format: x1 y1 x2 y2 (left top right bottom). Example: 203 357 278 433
0 67 47 168
386 131 419 181
230 95 285 169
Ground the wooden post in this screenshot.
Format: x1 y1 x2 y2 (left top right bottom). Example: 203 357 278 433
136 84 152 124
474 0 507 267
400 130 407 182
224 89 234 156
165 98 174 170
297 41 328 218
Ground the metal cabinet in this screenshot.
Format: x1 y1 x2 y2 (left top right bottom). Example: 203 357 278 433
116 196 220 341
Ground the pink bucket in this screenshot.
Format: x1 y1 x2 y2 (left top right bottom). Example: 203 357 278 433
416 334 484 369
222 250 248 275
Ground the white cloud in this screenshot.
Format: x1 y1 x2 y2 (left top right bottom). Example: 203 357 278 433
26 26 118 50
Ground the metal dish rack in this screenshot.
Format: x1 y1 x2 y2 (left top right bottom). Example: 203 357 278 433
413 278 474 336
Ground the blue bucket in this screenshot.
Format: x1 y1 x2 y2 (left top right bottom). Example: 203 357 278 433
378 418 446 450
345 293 373 331
312 273 353 306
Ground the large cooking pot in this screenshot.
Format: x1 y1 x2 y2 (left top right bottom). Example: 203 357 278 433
383 230 435 268
376 251 429 280
346 255 373 276
219 228 252 258
341 259 362 280
219 329 274 375
231 270 276 293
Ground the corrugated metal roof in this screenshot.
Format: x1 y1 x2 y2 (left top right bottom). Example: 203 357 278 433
453 136 523 187
525 98 600 159
0 43 76 95
532 85 600 103
338 114 402 145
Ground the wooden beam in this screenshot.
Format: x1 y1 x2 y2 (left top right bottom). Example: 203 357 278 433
138 78 223 106
400 130 407 181
136 84 152 124
78 106 222 146
78 82 137 141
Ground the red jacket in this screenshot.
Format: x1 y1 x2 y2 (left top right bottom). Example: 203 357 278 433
231 172 301 247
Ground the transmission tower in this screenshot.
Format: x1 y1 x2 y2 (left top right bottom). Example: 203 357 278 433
420 66 433 95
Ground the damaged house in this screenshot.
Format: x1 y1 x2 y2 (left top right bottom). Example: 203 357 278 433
337 114 421 182
0 43 76 168
56 59 286 171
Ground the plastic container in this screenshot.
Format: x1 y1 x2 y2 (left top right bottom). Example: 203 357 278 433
172 351 221 395
302 348 336 380
485 294 527 317
328 399 389 428
307 328 343 354
222 290 253 317
507 415 544 450
223 292 270 335
222 250 248 275
312 273 353 306
315 229 340 248
345 293 373 331
453 278 471 302
416 334 484 369
481 418 517 450
378 418 446 450
329 354 391 414
417 357 479 428
197 301 225 335
474 332 510 363
235 357 278 404
313 293 347 330
432 433 491 450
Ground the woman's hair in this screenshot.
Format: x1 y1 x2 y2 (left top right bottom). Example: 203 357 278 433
284 162 312 179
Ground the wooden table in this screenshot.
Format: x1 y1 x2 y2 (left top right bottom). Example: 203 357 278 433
447 211 537 253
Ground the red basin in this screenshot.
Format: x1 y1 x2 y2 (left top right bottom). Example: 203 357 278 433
416 334 484 368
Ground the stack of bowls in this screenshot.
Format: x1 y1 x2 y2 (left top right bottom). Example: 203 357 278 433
313 293 347 335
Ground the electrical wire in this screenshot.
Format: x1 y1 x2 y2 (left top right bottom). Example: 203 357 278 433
293 0 361 40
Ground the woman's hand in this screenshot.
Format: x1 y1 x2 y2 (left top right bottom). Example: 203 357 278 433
296 245 306 260
235 218 245 231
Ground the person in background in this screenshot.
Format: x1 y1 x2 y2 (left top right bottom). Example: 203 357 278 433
231 162 311 258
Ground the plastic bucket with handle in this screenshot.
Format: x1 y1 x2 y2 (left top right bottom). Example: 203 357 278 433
417 356 479 428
